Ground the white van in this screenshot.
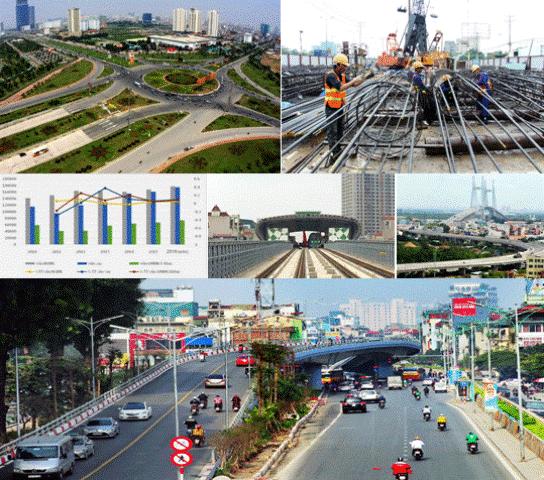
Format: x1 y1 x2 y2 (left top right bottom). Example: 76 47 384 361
14 435 75 479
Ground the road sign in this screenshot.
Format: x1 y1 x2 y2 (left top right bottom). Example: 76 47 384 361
460 380 468 387
170 436 193 451
452 297 476 317
170 452 193 468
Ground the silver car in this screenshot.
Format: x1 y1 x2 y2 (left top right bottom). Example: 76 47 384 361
119 402 152 421
72 435 94 459
83 417 120 438
360 389 380 403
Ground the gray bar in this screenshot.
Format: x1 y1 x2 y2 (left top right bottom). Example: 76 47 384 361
97 191 103 244
170 186 176 244
122 191 127 245
25 198 31 244
146 189 151 245
49 195 55 244
73 191 79 244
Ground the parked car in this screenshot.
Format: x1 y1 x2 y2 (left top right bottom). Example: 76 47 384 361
83 417 120 438
342 396 367 414
72 435 94 459
205 373 226 388
118 402 152 421
236 355 256 367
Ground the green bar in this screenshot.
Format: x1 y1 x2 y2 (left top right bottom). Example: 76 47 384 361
179 221 185 245
129 262 139 265
107 226 112 245
156 222 161 244
34 225 40 244
59 231 64 245
83 231 88 245
131 224 137 245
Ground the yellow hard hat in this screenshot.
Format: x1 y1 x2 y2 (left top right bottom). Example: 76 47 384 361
442 74 452 82
415 436 420 440
333 53 349 66
413 61 424 69
471 65 480 72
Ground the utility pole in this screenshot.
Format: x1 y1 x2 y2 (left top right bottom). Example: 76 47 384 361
506 15 515 56
299 30 303 54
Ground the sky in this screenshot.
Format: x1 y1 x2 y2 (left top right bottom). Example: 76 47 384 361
139 278 528 319
397 174 544 212
207 174 342 222
3 0 280 30
282 0 544 57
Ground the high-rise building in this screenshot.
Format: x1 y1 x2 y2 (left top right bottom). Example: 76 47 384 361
340 298 417 331
341 173 395 238
173 8 187 32
68 8 81 36
189 8 202 33
99 15 107 28
16 0 30 30
206 10 218 37
142 13 152 26
28 6 35 29
260 23 269 36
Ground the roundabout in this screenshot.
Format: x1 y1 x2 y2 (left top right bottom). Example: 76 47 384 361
143 68 219 94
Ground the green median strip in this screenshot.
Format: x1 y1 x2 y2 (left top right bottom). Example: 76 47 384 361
241 59 280 97
202 114 267 132
23 60 94 98
98 66 115 78
23 112 188 173
43 40 140 68
236 94 280 119
0 82 113 126
227 68 263 96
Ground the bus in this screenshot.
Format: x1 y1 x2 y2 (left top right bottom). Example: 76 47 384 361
401 367 421 381
322 366 343 385
32 147 49 157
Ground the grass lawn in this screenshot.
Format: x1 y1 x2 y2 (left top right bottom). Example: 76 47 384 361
0 82 113 126
98 66 115 78
0 90 156 157
23 112 187 173
43 40 139 68
236 94 280 119
144 69 218 94
227 69 263 96
241 60 280 97
24 60 94 98
205 64 223 71
163 138 280 173
202 115 267 132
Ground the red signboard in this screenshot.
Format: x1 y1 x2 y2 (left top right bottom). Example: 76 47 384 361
452 297 476 317
430 313 448 319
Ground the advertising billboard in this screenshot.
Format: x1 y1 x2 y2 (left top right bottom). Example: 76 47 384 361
452 297 476 317
526 279 544 304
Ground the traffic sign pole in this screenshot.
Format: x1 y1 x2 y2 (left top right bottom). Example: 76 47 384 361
179 467 184 480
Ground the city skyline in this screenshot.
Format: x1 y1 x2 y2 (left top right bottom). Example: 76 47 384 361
3 0 279 30
139 279 527 319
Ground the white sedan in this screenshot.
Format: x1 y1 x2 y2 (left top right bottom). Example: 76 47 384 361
434 382 447 393
119 401 152 421
359 389 380 403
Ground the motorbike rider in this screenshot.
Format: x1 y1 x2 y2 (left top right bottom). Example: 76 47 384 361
466 431 479 450
411 385 419 395
423 386 430 397
232 394 241 409
391 457 412 479
190 396 200 412
414 391 421 400
437 413 447 428
184 415 197 433
198 392 208 406
422 405 431 418
213 395 223 410
410 436 425 457
192 424 205 443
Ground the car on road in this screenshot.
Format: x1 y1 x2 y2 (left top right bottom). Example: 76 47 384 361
72 435 94 459
83 417 120 438
338 381 354 392
184 146 193 151
434 381 447 393
359 389 380 403
205 373 226 388
496 385 511 398
342 396 367 413
236 355 256 366
359 381 375 390
118 401 152 421
422 377 435 386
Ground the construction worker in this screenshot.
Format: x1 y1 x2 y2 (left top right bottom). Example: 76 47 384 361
440 74 455 108
324 53 365 166
471 65 492 124
411 61 436 128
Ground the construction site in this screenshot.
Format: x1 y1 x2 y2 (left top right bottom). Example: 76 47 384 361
281 1 544 173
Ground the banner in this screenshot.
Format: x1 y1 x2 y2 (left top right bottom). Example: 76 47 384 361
452 297 476 317
483 380 498 412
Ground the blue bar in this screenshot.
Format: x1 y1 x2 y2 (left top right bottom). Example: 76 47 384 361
102 204 108 244
54 213 60 245
78 205 84 245
126 195 132 244
174 187 180 244
29 206 36 245
77 262 87 265
150 191 156 244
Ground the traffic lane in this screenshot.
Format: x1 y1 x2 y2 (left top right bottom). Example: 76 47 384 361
282 387 516 480
74 353 248 480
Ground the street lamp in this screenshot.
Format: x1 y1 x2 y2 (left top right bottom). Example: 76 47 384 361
66 315 123 399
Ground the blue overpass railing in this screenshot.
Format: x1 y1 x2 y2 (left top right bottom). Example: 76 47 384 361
208 240 292 278
326 240 394 269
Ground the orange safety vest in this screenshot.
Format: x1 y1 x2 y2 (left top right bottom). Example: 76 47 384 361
324 70 346 108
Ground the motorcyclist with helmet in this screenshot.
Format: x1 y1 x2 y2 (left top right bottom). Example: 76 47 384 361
423 385 430 397
391 457 412 479
189 396 200 413
437 413 447 430
198 392 208 408
191 424 205 446
422 405 431 420
466 431 479 451
184 415 197 434
214 395 223 411
410 436 425 458
232 394 241 410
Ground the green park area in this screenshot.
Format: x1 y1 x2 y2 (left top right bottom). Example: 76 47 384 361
44 40 139 68
23 60 94 98
241 58 280 97
24 113 187 173
227 68 263 96
163 138 280 173
98 66 115 78
0 89 156 157
202 115 266 132
236 94 280 119
0 82 113 126
144 68 218 94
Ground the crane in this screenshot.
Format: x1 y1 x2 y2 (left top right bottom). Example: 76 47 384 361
403 0 429 56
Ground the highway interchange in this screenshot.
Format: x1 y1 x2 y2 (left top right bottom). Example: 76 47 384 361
0 42 280 173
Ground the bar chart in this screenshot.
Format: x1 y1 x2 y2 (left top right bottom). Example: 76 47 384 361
2 175 207 277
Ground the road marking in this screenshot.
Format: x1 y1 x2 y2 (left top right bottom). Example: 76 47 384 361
79 362 226 480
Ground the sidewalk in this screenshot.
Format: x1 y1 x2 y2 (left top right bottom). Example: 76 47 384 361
451 397 544 480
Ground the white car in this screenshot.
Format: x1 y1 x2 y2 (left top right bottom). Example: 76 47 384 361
72 435 94 459
359 382 375 390
422 377 434 386
359 389 380 403
434 382 447 393
338 381 354 392
119 401 152 421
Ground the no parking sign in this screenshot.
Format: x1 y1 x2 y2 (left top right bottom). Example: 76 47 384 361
170 436 193 478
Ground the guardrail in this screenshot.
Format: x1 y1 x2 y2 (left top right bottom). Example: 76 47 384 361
326 240 394 269
208 240 292 278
